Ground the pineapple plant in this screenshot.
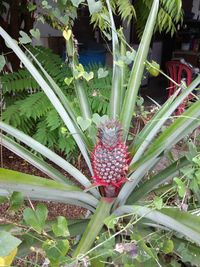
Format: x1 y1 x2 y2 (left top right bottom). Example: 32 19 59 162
91 120 129 197
2 1 200 266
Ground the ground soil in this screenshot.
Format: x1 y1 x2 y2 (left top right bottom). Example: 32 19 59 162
0 147 88 221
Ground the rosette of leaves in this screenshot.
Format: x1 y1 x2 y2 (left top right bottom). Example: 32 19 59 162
1 0 200 266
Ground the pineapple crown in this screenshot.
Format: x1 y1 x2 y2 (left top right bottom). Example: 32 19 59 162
97 120 123 149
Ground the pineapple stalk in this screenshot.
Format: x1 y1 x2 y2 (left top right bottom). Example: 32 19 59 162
73 197 114 257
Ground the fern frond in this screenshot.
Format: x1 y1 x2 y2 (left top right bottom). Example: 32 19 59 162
117 0 136 24
90 6 111 33
2 69 38 93
45 109 62 131
57 132 77 157
134 0 183 38
156 1 183 36
27 46 73 88
2 103 34 134
19 92 52 120
2 46 79 160
33 120 58 148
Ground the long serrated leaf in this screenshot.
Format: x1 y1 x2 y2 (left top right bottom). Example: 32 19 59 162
120 0 159 140
1 134 74 186
106 0 121 119
129 98 200 173
114 205 200 245
127 157 190 204
131 75 200 162
130 88 180 156
0 27 92 174
74 198 114 256
24 46 77 123
0 122 99 198
0 168 98 210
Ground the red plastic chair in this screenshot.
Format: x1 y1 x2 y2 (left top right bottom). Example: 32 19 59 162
165 60 193 115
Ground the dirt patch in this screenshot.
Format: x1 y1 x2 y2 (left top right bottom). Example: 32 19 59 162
0 147 87 222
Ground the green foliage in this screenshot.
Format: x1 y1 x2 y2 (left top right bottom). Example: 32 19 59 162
135 0 183 37
2 48 112 159
9 191 24 210
42 239 70 266
116 0 136 24
23 203 48 234
52 216 69 237
0 55 6 72
89 0 182 38
172 142 200 206
0 232 21 257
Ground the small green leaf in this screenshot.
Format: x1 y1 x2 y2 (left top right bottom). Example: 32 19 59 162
136 96 144 106
188 141 198 159
97 68 109 79
42 0 51 9
174 177 186 198
27 2 37 11
115 60 124 68
162 239 174 254
126 50 136 60
104 214 118 230
52 216 69 237
19 31 32 44
195 170 200 183
0 231 21 257
83 71 94 82
180 166 194 179
131 233 156 260
74 64 85 79
60 127 68 134
77 117 92 131
123 51 136 65
127 134 134 141
153 196 163 210
64 77 74 86
88 125 97 140
92 113 101 125
71 0 84 7
190 178 199 192
23 203 48 234
61 0 68 4
177 243 194 263
0 55 6 72
92 114 109 126
90 257 105 267
101 115 109 124
193 155 200 167
76 63 85 73
42 239 69 265
87 0 102 14
30 28 40 41
10 191 24 210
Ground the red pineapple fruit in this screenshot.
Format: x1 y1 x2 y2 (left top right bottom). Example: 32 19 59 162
91 120 130 197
